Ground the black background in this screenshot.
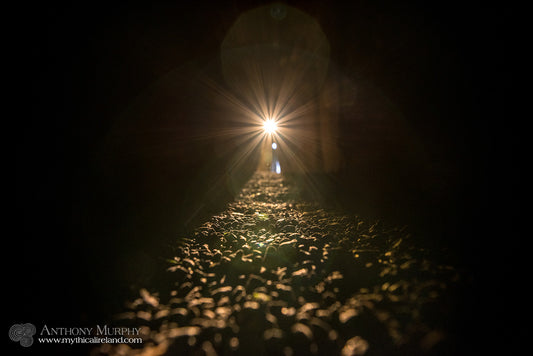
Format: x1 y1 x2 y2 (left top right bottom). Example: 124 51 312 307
6 0 522 353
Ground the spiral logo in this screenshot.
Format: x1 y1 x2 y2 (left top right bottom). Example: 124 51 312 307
9 323 36 347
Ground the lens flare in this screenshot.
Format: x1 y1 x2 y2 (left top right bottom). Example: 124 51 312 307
263 119 277 134
200 2 336 180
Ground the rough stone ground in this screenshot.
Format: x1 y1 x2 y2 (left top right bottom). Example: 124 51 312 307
95 172 465 356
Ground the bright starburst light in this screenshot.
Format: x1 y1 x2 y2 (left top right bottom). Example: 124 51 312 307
199 3 333 180
263 119 277 134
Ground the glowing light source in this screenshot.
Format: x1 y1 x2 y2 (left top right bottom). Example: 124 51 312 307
272 142 277 150
263 119 277 134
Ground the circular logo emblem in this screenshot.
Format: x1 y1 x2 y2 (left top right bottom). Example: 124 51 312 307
9 323 36 347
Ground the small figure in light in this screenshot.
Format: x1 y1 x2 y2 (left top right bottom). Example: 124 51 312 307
271 141 281 174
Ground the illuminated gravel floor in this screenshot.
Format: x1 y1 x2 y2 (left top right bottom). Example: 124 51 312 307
97 172 464 356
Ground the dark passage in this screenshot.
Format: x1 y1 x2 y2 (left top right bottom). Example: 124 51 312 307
6 1 521 355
